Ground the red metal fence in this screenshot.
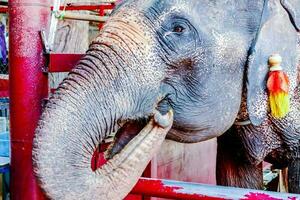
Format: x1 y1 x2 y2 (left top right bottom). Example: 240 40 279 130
132 178 299 200
9 0 49 198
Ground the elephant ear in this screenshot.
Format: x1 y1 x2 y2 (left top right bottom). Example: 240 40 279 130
247 0 299 126
281 0 300 31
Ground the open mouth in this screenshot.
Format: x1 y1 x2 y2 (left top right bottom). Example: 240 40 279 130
91 110 173 171
107 118 148 160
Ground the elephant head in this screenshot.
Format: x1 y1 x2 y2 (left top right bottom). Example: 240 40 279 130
33 0 270 199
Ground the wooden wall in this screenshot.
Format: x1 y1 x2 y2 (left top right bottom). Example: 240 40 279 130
155 139 216 184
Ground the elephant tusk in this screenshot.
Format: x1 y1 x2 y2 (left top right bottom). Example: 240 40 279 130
154 109 173 128
234 120 251 126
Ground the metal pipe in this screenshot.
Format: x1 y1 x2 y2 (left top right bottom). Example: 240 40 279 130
0 4 115 14
0 7 7 13
9 0 50 198
57 4 114 11
131 178 300 200
57 12 109 22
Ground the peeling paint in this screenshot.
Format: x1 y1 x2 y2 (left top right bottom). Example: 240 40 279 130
131 178 300 200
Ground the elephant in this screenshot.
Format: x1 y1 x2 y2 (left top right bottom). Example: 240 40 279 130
32 0 300 199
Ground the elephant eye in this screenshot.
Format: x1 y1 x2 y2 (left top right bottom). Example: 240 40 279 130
173 25 185 33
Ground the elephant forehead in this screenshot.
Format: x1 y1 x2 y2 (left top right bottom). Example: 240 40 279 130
134 0 212 18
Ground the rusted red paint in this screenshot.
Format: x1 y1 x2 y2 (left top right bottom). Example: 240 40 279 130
241 192 282 200
9 0 50 198
131 178 300 200
288 198 298 200
132 178 225 200
241 192 299 200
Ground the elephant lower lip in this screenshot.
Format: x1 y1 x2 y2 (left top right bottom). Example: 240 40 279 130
168 128 201 136
167 128 213 143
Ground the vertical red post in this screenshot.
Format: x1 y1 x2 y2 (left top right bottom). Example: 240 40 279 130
9 0 50 198
98 5 105 30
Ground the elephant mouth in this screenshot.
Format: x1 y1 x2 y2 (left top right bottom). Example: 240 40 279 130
105 119 148 160
92 110 173 170
100 120 209 166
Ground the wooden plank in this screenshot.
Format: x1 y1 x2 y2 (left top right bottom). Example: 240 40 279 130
150 139 217 200
155 139 217 184
49 3 89 88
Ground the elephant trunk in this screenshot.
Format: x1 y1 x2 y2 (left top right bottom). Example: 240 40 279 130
33 22 171 199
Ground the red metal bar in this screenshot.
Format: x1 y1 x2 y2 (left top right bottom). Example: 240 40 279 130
0 7 7 13
0 91 8 98
98 5 107 29
48 53 84 72
0 4 115 14
57 4 114 11
0 78 9 91
9 0 50 198
131 178 300 200
0 78 9 98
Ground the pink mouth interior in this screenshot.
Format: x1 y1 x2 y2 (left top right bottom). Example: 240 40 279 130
91 120 146 171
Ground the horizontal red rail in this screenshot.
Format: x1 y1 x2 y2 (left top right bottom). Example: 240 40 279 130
48 53 83 73
0 90 8 98
0 7 7 13
131 178 300 200
0 4 114 13
57 4 115 11
0 77 9 97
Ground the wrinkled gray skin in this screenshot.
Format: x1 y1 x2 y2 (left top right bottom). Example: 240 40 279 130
33 0 299 199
